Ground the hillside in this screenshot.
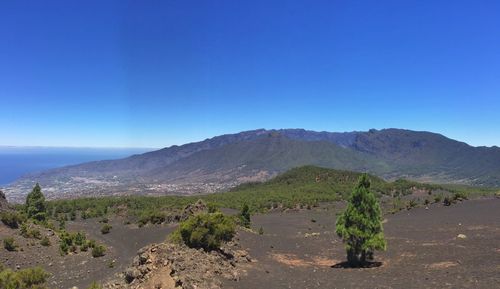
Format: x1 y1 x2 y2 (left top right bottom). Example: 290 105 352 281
4 128 500 201
43 165 468 220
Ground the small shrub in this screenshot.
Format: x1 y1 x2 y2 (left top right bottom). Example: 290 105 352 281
138 211 166 226
80 239 95 252
434 194 442 203
58 218 66 230
0 211 24 229
30 229 41 240
207 202 219 213
59 242 69 255
424 199 430 205
453 192 468 201
0 266 50 288
91 244 106 257
40 236 51 247
3 237 17 251
74 232 86 246
443 196 454 206
172 212 235 251
239 204 251 228
258 226 264 235
20 223 42 239
407 199 418 209
107 260 115 268
100 224 112 234
99 217 109 223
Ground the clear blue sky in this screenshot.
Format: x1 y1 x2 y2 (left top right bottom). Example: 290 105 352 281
1 0 499 148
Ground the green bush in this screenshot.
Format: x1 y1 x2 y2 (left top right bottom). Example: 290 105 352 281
58 230 89 255
172 212 235 251
74 232 86 246
138 211 166 226
80 239 95 252
3 237 17 251
434 194 443 203
59 242 69 255
20 223 42 239
91 244 106 257
239 204 251 228
0 265 50 289
258 226 264 235
0 211 24 229
58 218 65 230
100 224 112 234
453 192 468 201
40 236 51 247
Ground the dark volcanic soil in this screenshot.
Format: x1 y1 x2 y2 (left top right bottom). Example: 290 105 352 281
0 218 174 289
225 198 500 289
1 198 498 289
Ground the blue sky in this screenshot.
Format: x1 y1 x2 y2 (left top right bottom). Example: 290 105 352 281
1 0 499 148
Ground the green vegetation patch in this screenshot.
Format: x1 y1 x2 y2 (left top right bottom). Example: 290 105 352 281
0 265 50 289
171 212 236 251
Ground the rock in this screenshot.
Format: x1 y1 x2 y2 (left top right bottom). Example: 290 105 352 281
180 199 208 220
138 253 148 265
457 234 467 239
125 267 141 283
0 190 11 212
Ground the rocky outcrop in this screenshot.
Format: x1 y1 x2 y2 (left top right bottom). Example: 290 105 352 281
179 199 208 221
0 190 11 212
105 237 250 289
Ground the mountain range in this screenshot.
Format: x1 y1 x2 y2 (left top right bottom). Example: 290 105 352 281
5 128 500 201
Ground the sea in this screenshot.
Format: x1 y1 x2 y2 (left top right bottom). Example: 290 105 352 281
0 146 153 186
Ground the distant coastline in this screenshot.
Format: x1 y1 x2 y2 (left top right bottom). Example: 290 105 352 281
0 146 153 186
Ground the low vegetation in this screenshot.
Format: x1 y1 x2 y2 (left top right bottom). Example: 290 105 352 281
100 224 112 234
238 204 251 228
3 237 18 251
171 212 236 251
20 223 42 239
14 167 496 228
91 244 106 258
0 211 25 229
40 236 51 247
0 265 50 289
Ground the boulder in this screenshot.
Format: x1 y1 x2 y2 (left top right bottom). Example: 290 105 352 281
0 190 11 212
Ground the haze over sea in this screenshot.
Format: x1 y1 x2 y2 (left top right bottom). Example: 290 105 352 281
0 147 153 186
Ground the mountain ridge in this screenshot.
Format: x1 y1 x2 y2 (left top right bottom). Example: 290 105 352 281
4 128 500 201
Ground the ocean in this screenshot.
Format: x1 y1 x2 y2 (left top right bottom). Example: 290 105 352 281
0 147 153 186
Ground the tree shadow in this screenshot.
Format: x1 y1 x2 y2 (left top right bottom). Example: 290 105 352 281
331 261 383 269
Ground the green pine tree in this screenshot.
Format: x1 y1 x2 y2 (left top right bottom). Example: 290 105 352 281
239 204 251 228
25 183 47 222
336 174 386 267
